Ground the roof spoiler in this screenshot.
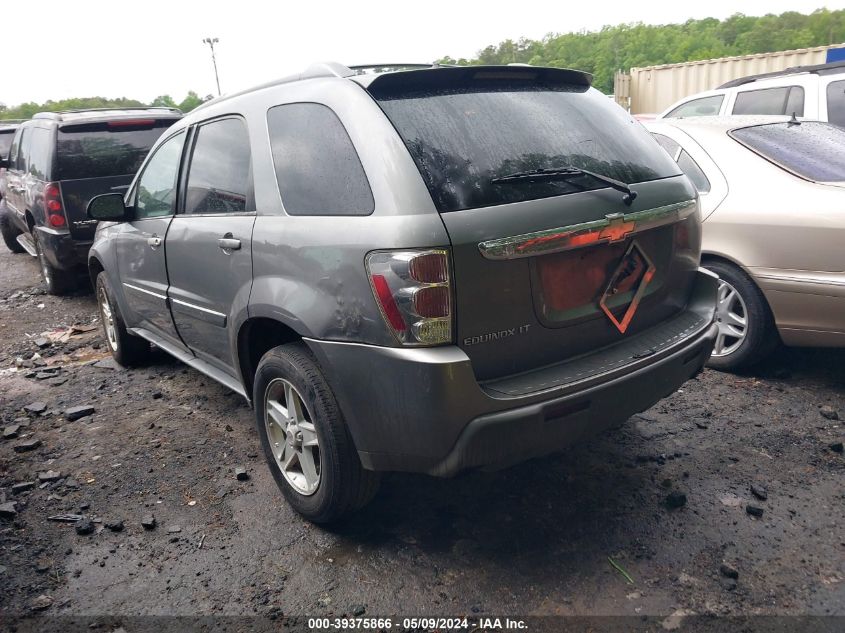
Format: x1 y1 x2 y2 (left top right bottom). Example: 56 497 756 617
365 65 592 97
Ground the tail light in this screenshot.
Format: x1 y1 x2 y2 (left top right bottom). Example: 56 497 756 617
366 249 452 346
44 183 67 228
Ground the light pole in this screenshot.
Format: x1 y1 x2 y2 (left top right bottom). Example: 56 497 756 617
202 37 221 96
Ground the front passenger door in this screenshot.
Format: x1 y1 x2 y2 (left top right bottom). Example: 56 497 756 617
116 131 186 345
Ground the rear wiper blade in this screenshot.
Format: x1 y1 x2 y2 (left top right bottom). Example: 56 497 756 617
491 166 638 205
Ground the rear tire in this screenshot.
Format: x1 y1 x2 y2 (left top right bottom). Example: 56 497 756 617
95 272 150 366
34 232 76 295
254 343 380 523
705 260 778 372
0 205 24 253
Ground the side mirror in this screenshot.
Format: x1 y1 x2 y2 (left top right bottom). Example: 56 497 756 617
87 193 130 222
0 157 8 170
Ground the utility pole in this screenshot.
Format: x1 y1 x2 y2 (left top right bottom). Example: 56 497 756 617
202 37 222 96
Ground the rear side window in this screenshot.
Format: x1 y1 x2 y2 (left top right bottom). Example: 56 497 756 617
56 119 176 181
665 95 724 118
184 118 253 214
827 80 845 127
652 133 681 158
267 103 374 216
732 86 804 116
0 131 14 159
652 133 710 193
373 82 680 213
27 128 53 179
730 121 845 182
676 151 710 193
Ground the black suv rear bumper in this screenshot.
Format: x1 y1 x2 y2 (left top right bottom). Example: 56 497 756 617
307 268 718 476
35 227 91 271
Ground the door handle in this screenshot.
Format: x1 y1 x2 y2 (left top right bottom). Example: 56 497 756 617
147 236 162 248
217 237 241 250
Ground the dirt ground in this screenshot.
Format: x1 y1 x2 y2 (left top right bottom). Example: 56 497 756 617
1 246 843 631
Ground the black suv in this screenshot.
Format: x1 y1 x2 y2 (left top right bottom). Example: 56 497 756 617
0 108 181 293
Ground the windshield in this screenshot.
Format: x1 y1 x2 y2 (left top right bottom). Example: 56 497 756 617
730 121 845 183
56 119 176 181
0 130 15 159
373 83 681 212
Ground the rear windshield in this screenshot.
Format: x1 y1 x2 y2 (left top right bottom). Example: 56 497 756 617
0 130 14 159
730 121 845 183
373 83 681 212
56 119 176 181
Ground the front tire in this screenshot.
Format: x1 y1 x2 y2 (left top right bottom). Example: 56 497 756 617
0 205 24 253
705 260 777 371
34 232 76 295
95 272 150 366
254 343 379 523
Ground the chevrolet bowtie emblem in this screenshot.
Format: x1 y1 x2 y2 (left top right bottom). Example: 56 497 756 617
599 240 656 334
600 213 636 243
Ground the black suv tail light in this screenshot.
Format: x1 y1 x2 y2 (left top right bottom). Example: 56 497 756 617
366 249 452 346
44 183 67 228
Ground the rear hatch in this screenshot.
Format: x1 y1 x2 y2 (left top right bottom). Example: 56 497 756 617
56 117 179 240
368 67 702 381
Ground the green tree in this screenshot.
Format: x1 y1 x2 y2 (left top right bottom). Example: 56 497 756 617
438 9 845 94
151 94 177 108
178 91 205 113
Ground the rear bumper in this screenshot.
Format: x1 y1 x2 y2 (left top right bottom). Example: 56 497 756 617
35 226 90 270
307 268 718 476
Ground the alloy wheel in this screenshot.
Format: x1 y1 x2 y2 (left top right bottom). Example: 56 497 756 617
264 378 321 495
98 286 118 351
712 279 748 357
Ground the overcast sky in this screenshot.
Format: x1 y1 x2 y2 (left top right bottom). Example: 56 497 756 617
1 0 840 106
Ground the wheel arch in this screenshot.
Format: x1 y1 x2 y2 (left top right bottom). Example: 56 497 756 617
701 252 781 336
237 317 304 402
88 255 105 291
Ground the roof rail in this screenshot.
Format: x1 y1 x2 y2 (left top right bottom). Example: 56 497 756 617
191 61 358 114
32 106 181 121
718 59 845 88
189 61 449 115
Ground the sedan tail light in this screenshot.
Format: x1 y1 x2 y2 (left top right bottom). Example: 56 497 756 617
366 249 452 346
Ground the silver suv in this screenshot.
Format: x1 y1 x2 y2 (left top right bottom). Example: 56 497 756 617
87 63 718 522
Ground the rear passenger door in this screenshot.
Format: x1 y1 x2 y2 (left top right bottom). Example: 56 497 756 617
116 130 186 344
165 116 256 374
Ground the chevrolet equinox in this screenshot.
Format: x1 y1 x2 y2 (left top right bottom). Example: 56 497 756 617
86 63 718 522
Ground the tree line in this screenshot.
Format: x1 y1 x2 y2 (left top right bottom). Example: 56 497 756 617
0 91 212 121
438 9 845 93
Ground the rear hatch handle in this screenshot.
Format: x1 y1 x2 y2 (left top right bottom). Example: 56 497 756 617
478 199 697 261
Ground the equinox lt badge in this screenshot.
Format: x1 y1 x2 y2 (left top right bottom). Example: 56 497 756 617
464 324 531 346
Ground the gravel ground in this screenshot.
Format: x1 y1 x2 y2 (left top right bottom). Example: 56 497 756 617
0 246 843 630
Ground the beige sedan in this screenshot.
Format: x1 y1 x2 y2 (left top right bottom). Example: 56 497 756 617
645 116 845 370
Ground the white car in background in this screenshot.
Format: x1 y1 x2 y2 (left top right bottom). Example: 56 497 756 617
657 61 845 126
644 116 845 371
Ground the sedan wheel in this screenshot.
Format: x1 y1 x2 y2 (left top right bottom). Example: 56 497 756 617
704 260 778 372
712 279 748 357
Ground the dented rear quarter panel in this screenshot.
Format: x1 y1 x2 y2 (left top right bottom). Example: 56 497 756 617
242 77 451 344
